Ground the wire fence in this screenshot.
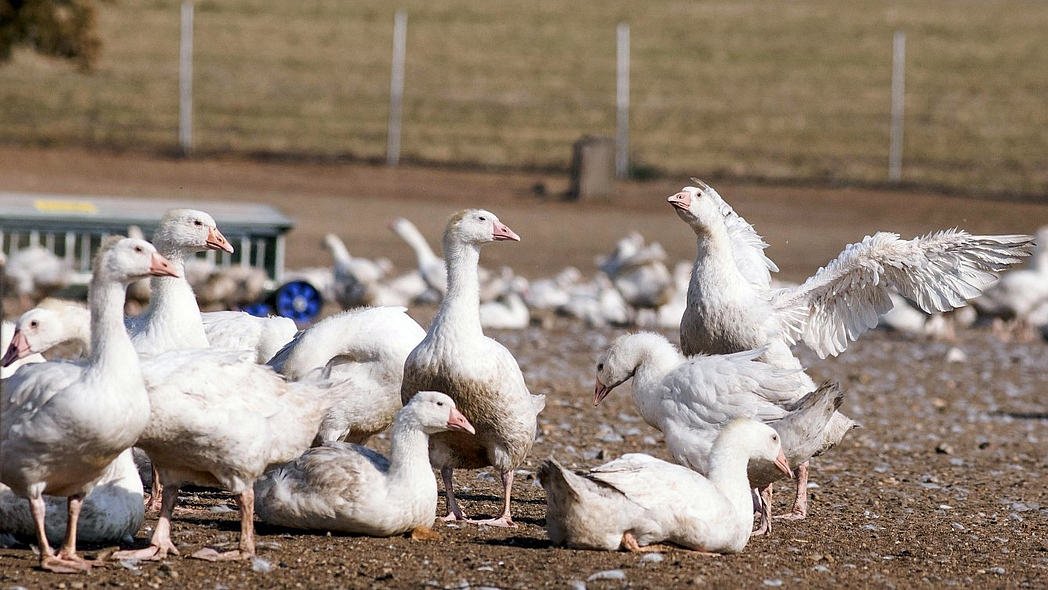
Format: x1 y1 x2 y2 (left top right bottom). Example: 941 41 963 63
0 0 1045 198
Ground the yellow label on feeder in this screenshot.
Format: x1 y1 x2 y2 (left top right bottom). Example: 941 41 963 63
34 200 98 215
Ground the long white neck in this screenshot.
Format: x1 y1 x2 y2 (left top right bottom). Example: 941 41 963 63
89 278 139 374
690 218 738 286
385 417 436 486
136 243 208 350
325 235 353 266
705 440 756 521
402 226 441 268
431 239 482 335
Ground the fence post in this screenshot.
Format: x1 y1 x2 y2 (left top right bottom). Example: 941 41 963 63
889 30 905 183
387 10 408 167
179 1 194 156
616 23 630 180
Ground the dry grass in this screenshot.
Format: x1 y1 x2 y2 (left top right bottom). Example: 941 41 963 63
0 0 1045 196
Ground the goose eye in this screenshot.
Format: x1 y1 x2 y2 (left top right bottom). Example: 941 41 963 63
30 321 38 328
597 362 604 372
772 434 779 442
436 401 445 407
194 220 203 226
134 246 144 253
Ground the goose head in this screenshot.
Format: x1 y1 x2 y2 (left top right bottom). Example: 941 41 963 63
716 419 793 478
95 237 180 285
403 391 476 435
667 179 725 236
1 308 70 367
593 334 644 406
154 209 234 255
444 209 520 249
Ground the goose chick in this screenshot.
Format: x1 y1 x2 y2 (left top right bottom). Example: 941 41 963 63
1 237 177 573
539 419 792 552
255 391 474 536
593 332 853 531
401 209 545 527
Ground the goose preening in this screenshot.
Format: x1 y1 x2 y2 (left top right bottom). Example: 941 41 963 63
267 306 426 444
112 350 342 562
126 209 234 355
0 449 144 546
201 310 298 364
538 419 792 553
1 237 177 573
401 209 545 527
668 180 1032 517
254 391 475 536
593 332 852 531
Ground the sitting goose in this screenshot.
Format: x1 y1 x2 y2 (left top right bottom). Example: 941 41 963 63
593 332 850 531
1 237 177 573
538 419 792 552
669 179 1032 517
401 209 545 527
254 391 474 536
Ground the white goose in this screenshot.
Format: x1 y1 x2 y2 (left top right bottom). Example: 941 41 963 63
401 209 545 527
593 332 851 531
972 225 1048 323
254 391 475 536
1 320 45 379
538 419 792 553
669 180 1032 517
1 237 176 573
112 350 341 562
266 306 426 444
323 233 391 308
126 209 234 355
3 300 91 366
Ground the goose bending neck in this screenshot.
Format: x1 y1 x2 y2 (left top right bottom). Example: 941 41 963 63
385 418 432 486
433 240 481 332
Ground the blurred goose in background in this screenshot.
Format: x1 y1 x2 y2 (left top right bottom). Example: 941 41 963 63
401 209 545 527
538 419 792 553
480 273 531 330
390 217 448 299
254 391 475 536
1 237 175 573
267 306 425 444
593 332 852 532
971 225 1048 338
557 274 630 328
524 266 582 311
599 232 676 325
2 244 73 310
324 233 391 308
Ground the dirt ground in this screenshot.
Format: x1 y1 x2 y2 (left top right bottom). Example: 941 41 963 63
1 146 1047 589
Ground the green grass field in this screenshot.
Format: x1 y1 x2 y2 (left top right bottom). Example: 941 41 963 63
1 0 1046 197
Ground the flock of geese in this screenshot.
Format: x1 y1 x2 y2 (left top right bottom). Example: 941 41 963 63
0 181 1037 573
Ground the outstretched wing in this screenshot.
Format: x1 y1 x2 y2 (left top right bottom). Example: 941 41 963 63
772 230 1033 357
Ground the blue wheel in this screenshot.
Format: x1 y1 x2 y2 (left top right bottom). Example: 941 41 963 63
240 301 274 318
273 280 323 324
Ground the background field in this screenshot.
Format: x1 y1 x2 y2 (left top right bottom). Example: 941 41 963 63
1 0 1046 197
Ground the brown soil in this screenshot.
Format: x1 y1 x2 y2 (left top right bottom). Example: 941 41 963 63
1 146 1047 589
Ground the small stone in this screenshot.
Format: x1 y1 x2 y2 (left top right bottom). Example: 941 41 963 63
935 442 953 455
568 582 586 590
763 579 784 587
640 553 664 564
587 569 626 581
989 567 1006 575
251 557 273 573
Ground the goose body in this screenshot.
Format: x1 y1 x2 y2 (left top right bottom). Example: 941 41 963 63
539 419 792 552
254 391 475 536
267 306 426 444
401 209 544 527
1 237 176 573
201 310 298 363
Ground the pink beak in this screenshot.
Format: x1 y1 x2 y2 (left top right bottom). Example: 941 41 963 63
593 378 613 407
1 330 30 367
774 448 793 479
668 191 692 211
492 221 521 242
206 226 235 253
446 407 476 434
149 252 181 278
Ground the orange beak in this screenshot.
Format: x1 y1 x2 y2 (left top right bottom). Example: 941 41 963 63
1 330 30 367
668 191 691 211
446 407 476 434
206 226 235 253
492 222 521 242
774 448 793 479
593 378 613 406
149 252 180 278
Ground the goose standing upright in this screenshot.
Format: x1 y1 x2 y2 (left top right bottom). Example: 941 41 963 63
127 209 234 355
254 391 475 536
669 180 1033 518
539 419 792 553
1 237 177 573
401 209 545 527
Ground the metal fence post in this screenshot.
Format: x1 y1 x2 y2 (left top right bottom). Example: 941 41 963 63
616 23 630 180
889 30 906 183
179 1 194 156
387 10 408 167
